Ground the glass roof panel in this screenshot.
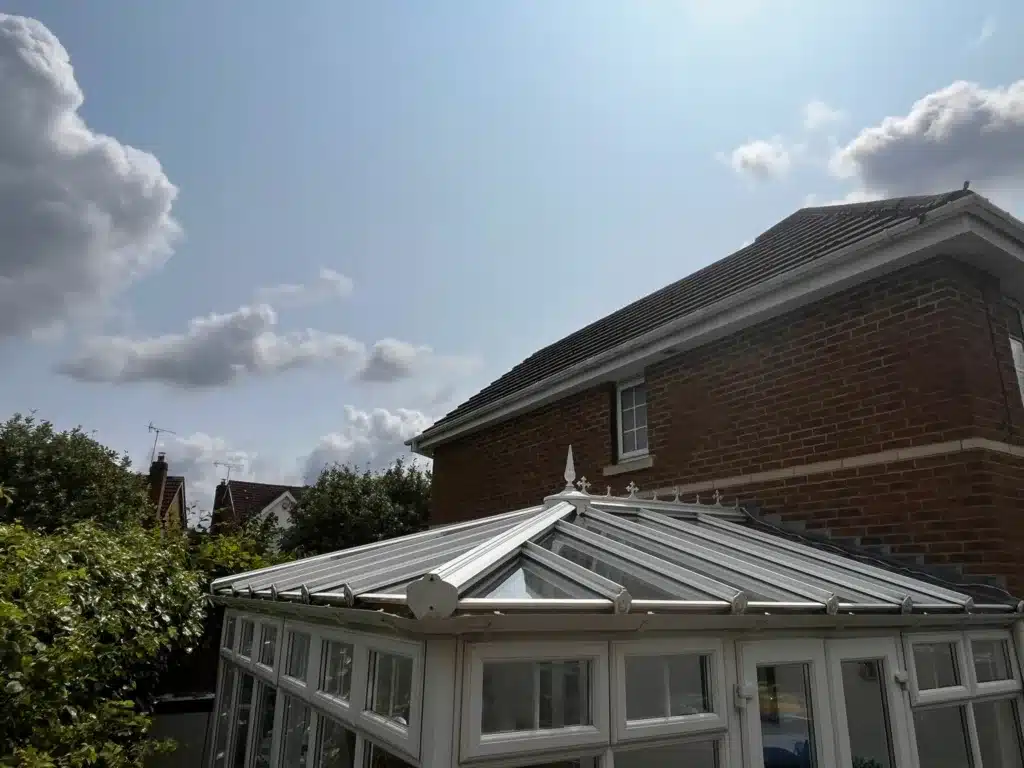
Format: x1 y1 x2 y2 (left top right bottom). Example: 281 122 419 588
538 532 708 601
467 558 599 600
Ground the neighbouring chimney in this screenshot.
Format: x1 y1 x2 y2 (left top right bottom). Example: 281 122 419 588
149 452 169 523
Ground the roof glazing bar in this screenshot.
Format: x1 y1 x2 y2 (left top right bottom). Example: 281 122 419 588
582 507 841 612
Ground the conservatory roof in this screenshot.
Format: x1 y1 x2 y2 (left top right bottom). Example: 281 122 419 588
211 448 1023 620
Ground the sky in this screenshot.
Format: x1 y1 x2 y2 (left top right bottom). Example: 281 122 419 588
1 0 1023 517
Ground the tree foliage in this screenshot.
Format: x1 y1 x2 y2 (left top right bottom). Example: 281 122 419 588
281 458 431 556
0 522 205 767
0 414 151 532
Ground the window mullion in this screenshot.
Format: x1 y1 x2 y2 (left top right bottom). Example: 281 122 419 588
965 699 984 768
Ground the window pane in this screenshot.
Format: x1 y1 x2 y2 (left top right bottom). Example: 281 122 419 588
634 426 648 452
624 654 711 721
633 384 646 406
251 685 277 768
973 638 1013 683
913 642 960 689
757 663 817 768
368 651 413 726
620 387 634 410
212 666 236 768
482 660 591 733
239 620 255 657
286 632 311 680
622 430 636 455
839 660 894 768
544 534 683 600
472 559 596 599
364 743 415 768
321 640 354 700
621 407 635 432
634 403 647 429
616 741 717 768
317 718 356 768
279 694 312 768
223 617 237 650
230 674 255 768
258 624 278 667
913 705 972 768
976 699 1024 768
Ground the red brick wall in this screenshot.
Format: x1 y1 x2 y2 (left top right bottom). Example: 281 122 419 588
431 257 1024 588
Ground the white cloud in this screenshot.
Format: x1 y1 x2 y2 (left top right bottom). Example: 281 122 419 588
359 338 433 383
303 406 433 482
257 268 354 307
829 80 1024 198
0 14 179 339
970 16 996 48
58 303 366 388
803 100 844 132
727 138 792 181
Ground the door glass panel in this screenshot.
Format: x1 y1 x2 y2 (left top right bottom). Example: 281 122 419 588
231 674 255 768
840 659 894 768
757 663 817 768
975 699 1024 768
212 665 236 768
317 718 356 768
251 685 278 768
279 694 312 767
912 705 971 768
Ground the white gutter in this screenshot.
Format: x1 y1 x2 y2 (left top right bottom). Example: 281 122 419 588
410 194 1020 454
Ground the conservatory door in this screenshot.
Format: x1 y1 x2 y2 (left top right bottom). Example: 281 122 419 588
738 639 837 768
826 637 913 768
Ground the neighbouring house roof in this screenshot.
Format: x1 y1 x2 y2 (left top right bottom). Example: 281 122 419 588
162 475 186 527
211 448 1021 619
212 479 306 528
412 188 1005 451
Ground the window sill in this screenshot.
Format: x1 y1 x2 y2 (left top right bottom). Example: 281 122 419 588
602 454 653 476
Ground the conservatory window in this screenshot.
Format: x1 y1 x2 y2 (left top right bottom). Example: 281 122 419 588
907 630 1024 767
321 640 355 701
316 718 356 768
363 742 415 767
231 673 256 768
251 684 277 768
211 665 236 768
258 623 279 668
367 651 414 726
285 631 311 682
462 641 610 759
279 694 312 767
223 615 237 651
239 619 255 658
615 740 719 768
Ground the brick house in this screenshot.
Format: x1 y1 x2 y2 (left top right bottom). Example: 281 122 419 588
409 189 1024 594
143 451 187 533
209 478 305 536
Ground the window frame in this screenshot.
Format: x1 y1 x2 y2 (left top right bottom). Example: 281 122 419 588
611 636 728 743
967 628 1022 698
903 631 973 706
461 640 611 760
615 377 649 461
220 610 283 687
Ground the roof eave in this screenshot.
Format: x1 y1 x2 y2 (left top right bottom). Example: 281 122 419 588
412 194 1010 455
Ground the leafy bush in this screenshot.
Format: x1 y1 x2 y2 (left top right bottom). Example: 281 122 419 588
0 414 151 532
0 522 205 767
281 458 430 556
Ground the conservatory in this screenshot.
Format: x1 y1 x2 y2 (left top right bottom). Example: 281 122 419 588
208 449 1024 768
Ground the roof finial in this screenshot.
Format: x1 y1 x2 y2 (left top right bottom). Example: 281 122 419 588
626 481 639 497
673 486 681 502
713 489 723 505
606 486 612 497
563 445 576 490
576 476 591 494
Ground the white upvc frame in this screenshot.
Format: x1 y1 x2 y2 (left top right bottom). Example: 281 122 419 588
968 628 1024 699
615 377 648 461
611 636 728 743
461 640 611 761
221 610 283 687
826 636 915 768
737 638 837 768
903 631 972 706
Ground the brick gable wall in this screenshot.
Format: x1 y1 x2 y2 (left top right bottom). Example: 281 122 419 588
431 256 1024 592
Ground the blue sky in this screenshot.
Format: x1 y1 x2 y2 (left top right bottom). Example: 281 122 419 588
1 0 1023 513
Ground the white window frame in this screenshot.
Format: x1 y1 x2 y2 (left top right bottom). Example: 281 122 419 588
903 631 972 706
461 640 611 760
360 632 424 759
221 611 283 687
616 377 649 461
611 636 728 743
826 635 915 768
967 628 1022 698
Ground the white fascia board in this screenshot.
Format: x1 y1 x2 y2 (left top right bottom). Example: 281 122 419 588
411 196 1012 455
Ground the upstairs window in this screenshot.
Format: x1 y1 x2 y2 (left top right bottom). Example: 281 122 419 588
616 378 648 460
1009 307 1024 405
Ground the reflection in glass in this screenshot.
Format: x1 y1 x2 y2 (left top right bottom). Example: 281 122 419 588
223 616 237 650
913 705 972 768
259 624 278 667
368 651 413 726
913 643 959 689
251 686 277 768
757 663 816 768
317 718 356 768
624 654 712 721
975 699 1024 768
616 741 717 768
839 660 893 768
279 695 311 767
230 674 255 768
364 743 415 768
973 639 1013 683
239 620 255 657
286 631 311 680
482 660 590 733
321 640 354 700
212 665 236 768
